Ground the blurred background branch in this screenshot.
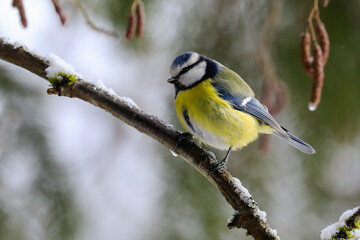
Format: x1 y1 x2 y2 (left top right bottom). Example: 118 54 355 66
256 0 288 154
70 0 119 38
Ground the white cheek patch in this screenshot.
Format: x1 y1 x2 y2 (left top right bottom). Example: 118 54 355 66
179 61 207 87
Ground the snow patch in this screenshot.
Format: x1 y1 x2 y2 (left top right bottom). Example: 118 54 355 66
91 79 139 109
92 78 116 95
45 53 80 79
231 177 251 199
269 228 279 239
321 206 360 240
2 37 26 49
118 96 139 110
256 209 267 222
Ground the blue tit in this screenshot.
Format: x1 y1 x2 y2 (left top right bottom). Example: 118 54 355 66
168 52 315 165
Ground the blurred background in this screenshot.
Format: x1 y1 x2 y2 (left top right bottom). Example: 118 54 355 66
0 0 359 239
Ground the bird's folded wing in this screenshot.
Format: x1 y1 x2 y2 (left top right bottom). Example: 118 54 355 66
215 88 289 139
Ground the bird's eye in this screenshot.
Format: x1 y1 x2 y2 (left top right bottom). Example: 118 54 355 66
177 59 202 78
182 66 192 73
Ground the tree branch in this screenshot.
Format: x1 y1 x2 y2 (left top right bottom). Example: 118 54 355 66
345 207 360 232
321 206 360 240
0 37 279 240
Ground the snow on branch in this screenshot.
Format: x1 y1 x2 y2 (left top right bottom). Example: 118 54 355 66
0 37 279 240
321 206 360 240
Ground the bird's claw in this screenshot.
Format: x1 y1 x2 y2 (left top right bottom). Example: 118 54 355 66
209 158 227 173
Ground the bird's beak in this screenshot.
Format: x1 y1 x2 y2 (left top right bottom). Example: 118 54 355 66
167 77 176 84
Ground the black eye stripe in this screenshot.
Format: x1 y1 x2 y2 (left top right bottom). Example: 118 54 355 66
175 59 203 78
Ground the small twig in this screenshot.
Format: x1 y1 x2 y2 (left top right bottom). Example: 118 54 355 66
51 0 67 25
72 0 118 38
12 0 28 28
307 0 319 47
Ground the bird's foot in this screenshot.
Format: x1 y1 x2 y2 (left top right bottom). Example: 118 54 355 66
209 147 232 172
210 159 227 172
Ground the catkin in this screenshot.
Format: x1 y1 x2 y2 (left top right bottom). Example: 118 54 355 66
136 1 145 37
51 0 67 25
323 0 330 7
12 0 27 28
125 13 136 40
301 31 314 78
309 45 324 111
315 21 330 65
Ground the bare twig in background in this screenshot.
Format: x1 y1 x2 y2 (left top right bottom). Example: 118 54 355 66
51 0 67 25
257 0 288 153
72 0 119 38
12 0 28 28
10 0 118 37
301 0 330 111
125 0 145 40
0 38 280 240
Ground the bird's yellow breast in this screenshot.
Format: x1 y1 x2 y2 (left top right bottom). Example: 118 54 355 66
174 79 260 150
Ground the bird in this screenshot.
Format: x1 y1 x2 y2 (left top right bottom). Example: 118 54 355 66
167 52 315 167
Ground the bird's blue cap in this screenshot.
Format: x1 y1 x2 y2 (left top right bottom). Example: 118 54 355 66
171 52 194 68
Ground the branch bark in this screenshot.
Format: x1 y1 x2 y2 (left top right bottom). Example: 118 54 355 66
0 38 279 240
345 207 360 231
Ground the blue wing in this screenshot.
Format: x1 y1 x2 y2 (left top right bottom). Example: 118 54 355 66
215 88 289 139
212 81 315 154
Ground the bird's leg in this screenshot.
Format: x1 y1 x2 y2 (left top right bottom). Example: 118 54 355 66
210 147 232 172
221 147 232 166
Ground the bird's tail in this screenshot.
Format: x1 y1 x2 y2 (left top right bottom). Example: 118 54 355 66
273 127 316 154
